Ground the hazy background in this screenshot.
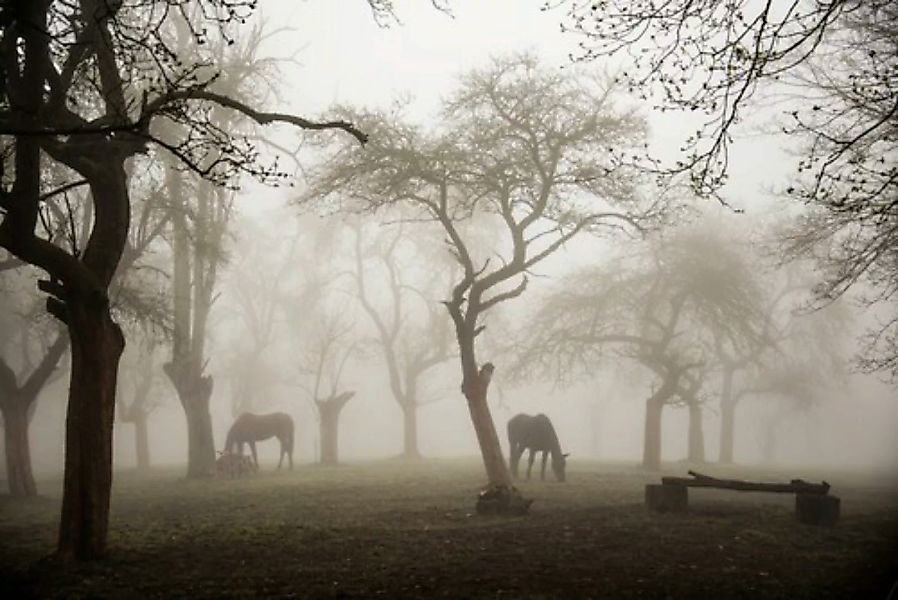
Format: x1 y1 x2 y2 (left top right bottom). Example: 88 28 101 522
6 0 897 482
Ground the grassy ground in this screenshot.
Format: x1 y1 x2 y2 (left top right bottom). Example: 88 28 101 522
1 459 896 599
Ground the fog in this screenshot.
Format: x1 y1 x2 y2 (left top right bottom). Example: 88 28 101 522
4 0 897 483
2 1 896 595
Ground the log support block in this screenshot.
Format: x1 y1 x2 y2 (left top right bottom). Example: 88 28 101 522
645 484 688 512
796 493 840 526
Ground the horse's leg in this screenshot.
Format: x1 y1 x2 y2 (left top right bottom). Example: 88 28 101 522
526 449 535 480
540 451 548 481
250 441 259 468
277 437 284 470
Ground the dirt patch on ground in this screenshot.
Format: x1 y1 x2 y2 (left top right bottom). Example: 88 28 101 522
1 460 896 598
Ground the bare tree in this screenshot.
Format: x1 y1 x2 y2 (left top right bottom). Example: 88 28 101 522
519 224 764 469
349 220 454 458
0 319 68 496
299 311 359 466
162 173 231 479
0 1 365 559
305 54 664 510
558 0 898 381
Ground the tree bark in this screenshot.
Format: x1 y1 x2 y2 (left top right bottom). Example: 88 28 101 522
57 302 125 560
180 376 215 478
400 401 420 459
687 402 706 463
2 401 37 497
462 364 512 488
642 395 665 470
718 368 736 464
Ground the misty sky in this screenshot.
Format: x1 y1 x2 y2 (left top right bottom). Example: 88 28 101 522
10 0 897 478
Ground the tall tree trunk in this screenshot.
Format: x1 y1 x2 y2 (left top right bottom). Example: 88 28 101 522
718 368 736 464
462 363 511 488
400 401 420 459
642 395 664 470
319 410 339 466
185 399 215 477
2 401 37 497
133 411 150 471
165 363 215 478
687 402 706 463
57 303 125 560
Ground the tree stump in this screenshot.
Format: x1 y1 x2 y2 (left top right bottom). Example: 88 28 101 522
476 485 532 515
645 484 688 512
796 493 840 526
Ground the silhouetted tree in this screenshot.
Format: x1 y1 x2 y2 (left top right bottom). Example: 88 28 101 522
0 1 364 559
0 323 67 496
305 54 664 510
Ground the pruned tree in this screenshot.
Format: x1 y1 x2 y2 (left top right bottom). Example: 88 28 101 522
304 53 666 510
0 1 365 559
349 219 454 458
558 0 898 381
299 310 359 466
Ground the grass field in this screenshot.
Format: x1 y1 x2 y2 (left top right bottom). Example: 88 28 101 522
1 459 896 598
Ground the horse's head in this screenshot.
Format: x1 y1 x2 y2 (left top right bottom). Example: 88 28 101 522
553 452 570 482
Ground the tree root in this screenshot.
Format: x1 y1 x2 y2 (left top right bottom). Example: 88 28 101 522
475 484 532 515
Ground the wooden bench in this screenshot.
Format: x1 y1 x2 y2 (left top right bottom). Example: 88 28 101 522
645 470 840 526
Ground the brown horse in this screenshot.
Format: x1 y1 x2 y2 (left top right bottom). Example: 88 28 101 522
225 412 294 469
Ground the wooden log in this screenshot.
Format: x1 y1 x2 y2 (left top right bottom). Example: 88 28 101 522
661 470 830 495
645 484 688 512
796 493 840 526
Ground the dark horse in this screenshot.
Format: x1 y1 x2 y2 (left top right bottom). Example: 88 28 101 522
507 413 569 482
225 412 294 469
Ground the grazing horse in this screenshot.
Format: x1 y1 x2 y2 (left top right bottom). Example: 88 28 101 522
225 412 294 469
507 413 569 482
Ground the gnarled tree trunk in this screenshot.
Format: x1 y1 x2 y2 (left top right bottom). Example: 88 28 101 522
57 301 125 560
462 363 511 488
165 363 215 478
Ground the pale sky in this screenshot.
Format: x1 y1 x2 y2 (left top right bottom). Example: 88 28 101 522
251 0 793 213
